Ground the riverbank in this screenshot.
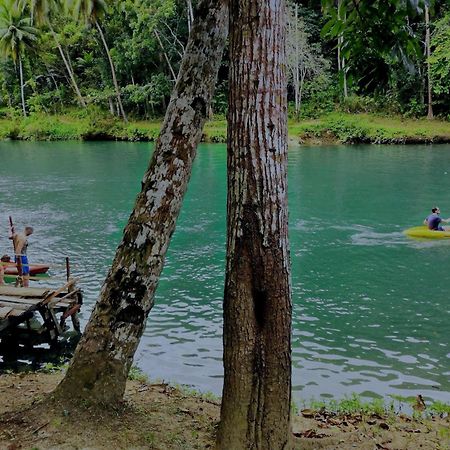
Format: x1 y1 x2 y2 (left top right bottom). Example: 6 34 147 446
0 111 449 144
0 372 448 449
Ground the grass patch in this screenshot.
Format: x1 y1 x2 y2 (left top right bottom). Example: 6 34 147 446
293 113 450 144
204 119 227 142
307 393 389 417
171 382 221 404
127 365 150 384
302 393 450 421
39 360 69 374
0 110 449 144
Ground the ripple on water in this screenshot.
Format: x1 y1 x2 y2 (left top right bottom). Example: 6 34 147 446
1 142 450 405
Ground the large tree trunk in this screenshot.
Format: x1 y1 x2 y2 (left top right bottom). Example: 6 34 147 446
425 4 433 119
54 0 228 405
216 0 292 448
95 20 128 122
19 55 27 117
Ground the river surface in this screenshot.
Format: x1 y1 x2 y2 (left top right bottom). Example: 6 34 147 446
0 141 449 405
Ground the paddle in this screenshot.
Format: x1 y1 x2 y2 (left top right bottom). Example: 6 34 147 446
8 216 16 252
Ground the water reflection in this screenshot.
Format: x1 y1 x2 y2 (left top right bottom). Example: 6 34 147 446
0 142 449 405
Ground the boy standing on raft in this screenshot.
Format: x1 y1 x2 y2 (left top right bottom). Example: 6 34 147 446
424 207 450 231
10 226 34 287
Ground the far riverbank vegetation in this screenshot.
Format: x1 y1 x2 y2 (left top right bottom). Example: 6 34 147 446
0 0 449 144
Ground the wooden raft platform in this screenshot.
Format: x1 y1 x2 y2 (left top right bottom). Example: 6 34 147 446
0 280 82 347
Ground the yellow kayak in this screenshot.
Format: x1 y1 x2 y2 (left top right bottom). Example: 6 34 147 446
404 226 450 239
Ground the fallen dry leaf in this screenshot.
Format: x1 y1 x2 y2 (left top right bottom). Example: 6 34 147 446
300 409 316 418
294 429 329 439
375 444 390 450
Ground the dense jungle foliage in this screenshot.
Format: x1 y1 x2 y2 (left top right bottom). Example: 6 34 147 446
0 0 449 121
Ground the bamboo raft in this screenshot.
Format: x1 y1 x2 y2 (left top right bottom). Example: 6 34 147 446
0 279 82 348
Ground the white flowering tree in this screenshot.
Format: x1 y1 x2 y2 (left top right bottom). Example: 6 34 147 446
287 2 328 120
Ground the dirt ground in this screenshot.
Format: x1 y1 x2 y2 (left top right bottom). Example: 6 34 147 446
0 373 448 450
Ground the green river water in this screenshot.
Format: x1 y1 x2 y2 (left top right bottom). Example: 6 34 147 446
0 141 449 405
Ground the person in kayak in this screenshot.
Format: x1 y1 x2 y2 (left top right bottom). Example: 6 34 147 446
424 207 450 231
9 226 33 287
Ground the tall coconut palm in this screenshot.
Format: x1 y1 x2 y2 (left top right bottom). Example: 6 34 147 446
15 0 86 107
425 2 434 119
70 0 127 121
0 0 38 116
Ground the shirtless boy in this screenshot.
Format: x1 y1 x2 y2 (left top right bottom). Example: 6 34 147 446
10 226 34 287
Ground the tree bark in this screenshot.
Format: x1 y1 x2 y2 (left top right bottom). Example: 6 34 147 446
19 55 27 117
95 20 128 122
425 4 433 119
216 0 292 448
53 0 228 405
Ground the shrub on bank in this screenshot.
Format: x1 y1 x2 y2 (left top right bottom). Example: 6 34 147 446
293 113 450 144
0 109 449 144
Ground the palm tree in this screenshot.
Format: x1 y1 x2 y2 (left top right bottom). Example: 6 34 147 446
70 0 127 121
15 0 86 107
0 0 38 116
424 2 434 119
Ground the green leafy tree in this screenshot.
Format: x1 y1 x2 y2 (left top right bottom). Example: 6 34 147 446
287 1 328 120
105 0 181 112
321 0 424 94
429 11 450 115
0 0 38 116
16 0 87 106
70 0 127 120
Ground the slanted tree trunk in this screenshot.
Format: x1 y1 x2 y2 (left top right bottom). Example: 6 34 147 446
342 55 348 97
299 69 306 117
186 0 194 33
337 0 348 98
337 0 342 73
108 97 115 115
425 4 433 119
50 27 86 108
216 0 292 448
154 29 178 82
95 20 128 122
53 0 228 405
18 55 27 117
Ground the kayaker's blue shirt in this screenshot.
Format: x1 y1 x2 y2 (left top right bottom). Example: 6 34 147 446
426 213 442 230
